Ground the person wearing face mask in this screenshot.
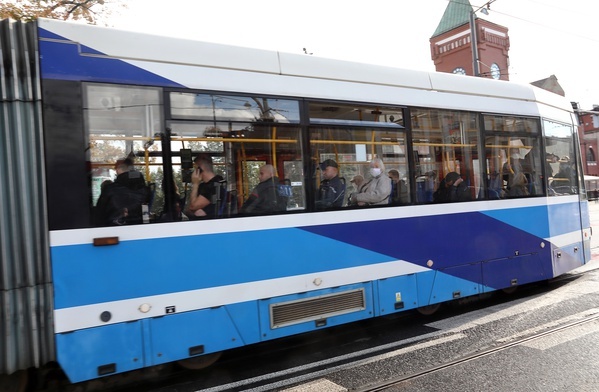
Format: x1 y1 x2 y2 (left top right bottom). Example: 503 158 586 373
349 157 391 206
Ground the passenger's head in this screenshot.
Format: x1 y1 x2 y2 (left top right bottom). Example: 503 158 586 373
194 153 214 173
114 158 134 175
445 172 461 186
319 159 339 180
351 175 364 187
101 179 113 190
388 169 400 182
259 164 276 182
369 158 385 177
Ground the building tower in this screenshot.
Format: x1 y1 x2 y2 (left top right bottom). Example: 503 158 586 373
430 0 510 80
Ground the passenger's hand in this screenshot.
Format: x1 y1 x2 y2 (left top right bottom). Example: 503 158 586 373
194 209 207 217
191 168 201 185
454 178 463 186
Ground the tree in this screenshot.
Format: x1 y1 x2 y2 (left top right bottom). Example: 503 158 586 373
0 0 124 24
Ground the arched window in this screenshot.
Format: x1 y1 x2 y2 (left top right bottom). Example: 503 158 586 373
587 146 596 163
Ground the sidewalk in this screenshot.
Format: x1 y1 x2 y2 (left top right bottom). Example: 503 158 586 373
581 201 599 272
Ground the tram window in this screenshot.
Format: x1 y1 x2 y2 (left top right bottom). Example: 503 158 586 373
411 108 481 203
543 120 577 196
309 102 404 127
170 93 300 123
167 121 304 216
485 135 543 198
484 115 540 134
84 83 163 226
310 126 409 208
166 93 304 218
483 115 543 198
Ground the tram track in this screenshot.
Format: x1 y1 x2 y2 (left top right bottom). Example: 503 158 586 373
353 311 599 392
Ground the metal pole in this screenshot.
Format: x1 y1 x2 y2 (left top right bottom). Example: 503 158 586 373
469 10 480 77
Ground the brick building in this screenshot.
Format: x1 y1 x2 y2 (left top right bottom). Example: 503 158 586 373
430 0 509 80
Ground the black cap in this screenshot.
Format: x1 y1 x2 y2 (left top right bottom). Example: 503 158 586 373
319 159 338 170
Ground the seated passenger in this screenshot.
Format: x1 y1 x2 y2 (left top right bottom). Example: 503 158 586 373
241 164 287 214
508 172 529 197
349 158 391 206
350 175 364 191
433 172 471 203
186 154 225 218
94 158 151 226
552 156 574 190
388 169 408 204
315 159 345 210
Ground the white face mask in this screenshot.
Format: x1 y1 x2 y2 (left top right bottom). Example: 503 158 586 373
370 168 382 177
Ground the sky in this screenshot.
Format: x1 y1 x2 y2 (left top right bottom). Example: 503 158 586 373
106 0 599 110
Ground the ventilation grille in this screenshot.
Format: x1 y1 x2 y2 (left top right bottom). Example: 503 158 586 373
270 289 365 329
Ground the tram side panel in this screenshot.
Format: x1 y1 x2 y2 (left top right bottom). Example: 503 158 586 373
50 204 564 382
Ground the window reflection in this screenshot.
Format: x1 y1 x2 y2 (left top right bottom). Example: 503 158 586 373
411 108 481 203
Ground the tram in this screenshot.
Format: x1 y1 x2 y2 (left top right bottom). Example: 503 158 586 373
0 18 591 384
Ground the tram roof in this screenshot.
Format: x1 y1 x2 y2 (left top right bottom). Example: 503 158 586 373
36 18 573 117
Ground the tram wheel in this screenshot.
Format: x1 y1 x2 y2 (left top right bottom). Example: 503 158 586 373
177 352 223 370
416 303 441 316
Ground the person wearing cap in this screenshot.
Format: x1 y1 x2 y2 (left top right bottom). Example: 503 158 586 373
433 172 471 203
349 158 391 206
315 159 345 210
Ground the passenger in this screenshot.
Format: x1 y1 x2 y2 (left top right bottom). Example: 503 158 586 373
488 171 504 199
433 171 471 203
388 169 408 204
101 179 113 191
350 175 364 191
186 154 225 218
508 172 529 197
94 158 151 226
552 155 574 189
315 159 345 209
349 158 391 206
162 179 188 221
241 164 286 214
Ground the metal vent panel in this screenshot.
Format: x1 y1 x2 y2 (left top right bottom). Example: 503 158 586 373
270 289 365 329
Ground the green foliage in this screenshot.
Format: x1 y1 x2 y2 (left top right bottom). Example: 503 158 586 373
0 0 125 24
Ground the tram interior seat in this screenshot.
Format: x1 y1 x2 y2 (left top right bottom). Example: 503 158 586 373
277 180 294 211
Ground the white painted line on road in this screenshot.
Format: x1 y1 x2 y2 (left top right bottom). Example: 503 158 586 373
522 320 599 351
496 308 599 345
426 282 599 334
281 378 348 392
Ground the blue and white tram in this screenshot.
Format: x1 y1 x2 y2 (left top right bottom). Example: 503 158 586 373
0 18 591 384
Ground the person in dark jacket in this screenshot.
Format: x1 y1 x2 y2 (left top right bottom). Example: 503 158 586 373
241 164 286 214
433 172 471 203
316 159 345 209
95 158 151 226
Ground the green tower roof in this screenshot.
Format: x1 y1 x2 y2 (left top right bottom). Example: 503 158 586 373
432 0 475 38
